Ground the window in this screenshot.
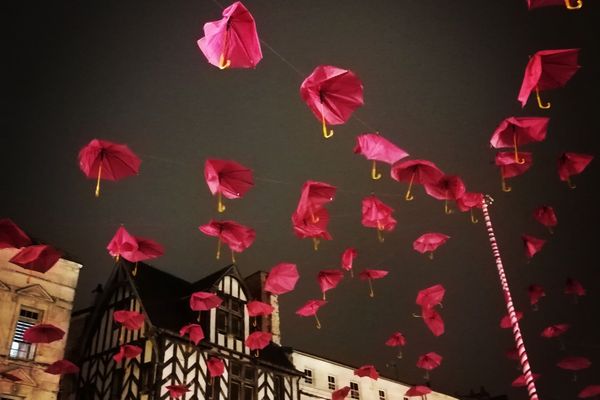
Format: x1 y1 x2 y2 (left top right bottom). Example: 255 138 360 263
229 361 255 400
378 389 386 400
9 308 41 360
350 382 359 399
216 296 244 340
303 369 313 384
327 375 336 390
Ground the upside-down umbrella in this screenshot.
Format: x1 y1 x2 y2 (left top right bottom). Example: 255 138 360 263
579 385 600 399
533 206 558 233
179 324 205 345
296 299 327 329
9 245 62 274
207 357 226 377
527 0 583 10
495 152 533 192
0 218 31 249
424 175 466 214
292 207 332 251
23 324 65 344
247 300 274 327
358 269 388 297
501 311 524 329
557 356 591 381
405 386 432 398
332 386 351 400
413 233 450 260
78 139 141 197
264 263 299 295
391 159 444 201
166 384 190 399
541 324 570 338
204 159 254 213
341 247 357 277
197 1 262 69
361 195 397 242
522 235 546 260
558 152 594 189
490 117 549 164
317 269 344 300
198 219 255 262
300 65 364 139
122 237 164 275
421 307 445 337
190 292 223 311
528 284 546 310
513 373 542 387
113 310 145 330
456 192 484 224
107 226 138 262
416 352 442 379
565 278 586 303
45 360 80 375
354 133 409 180
245 331 272 355
416 284 446 309
113 344 142 362
385 332 406 358
354 365 379 380
518 49 581 109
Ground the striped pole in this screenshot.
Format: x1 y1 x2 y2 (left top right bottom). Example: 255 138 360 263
481 196 540 400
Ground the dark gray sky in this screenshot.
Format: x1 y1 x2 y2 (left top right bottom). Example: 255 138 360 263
4 1 599 399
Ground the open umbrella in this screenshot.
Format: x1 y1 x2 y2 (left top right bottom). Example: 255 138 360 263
166 384 190 399
296 299 327 329
190 292 223 311
207 356 225 378
385 332 406 358
121 237 164 275
198 219 255 262
416 352 442 379
197 1 262 69
558 152 593 189
361 195 396 242
358 269 388 297
522 235 546 260
579 385 600 399
292 207 332 251
113 344 142 362
0 218 31 249
45 360 80 375
495 151 533 192
332 386 351 400
9 245 62 273
300 65 364 139
113 310 145 330
416 284 446 309
557 356 591 381
107 226 138 262
527 0 583 10
78 138 141 197
421 307 445 337
354 365 379 380
518 49 581 109
245 331 272 355
341 247 357 277
354 133 409 180
179 324 205 346
456 192 484 223
541 324 570 338
264 263 299 295
296 181 336 219
528 284 546 310
405 386 432 398
424 175 466 214
23 324 65 344
513 373 541 387
490 116 549 164
391 159 444 201
317 269 344 300
533 206 558 233
565 278 586 303
204 159 254 213
247 300 274 327
501 311 524 329
413 233 450 259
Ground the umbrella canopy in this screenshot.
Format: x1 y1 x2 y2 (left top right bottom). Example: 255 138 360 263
190 292 223 311
501 311 524 329
78 138 141 197
197 1 262 69
113 310 145 331
391 159 445 201
456 192 484 223
422 307 445 337
424 175 466 214
264 263 299 295
533 206 558 233
518 48 581 108
0 218 31 249
198 219 255 262
522 234 546 260
558 152 593 188
557 356 591 371
341 247 357 275
295 180 337 217
113 344 142 362
317 269 344 299
23 324 65 344
44 359 80 375
354 365 379 380
292 207 333 250
358 269 388 297
296 299 327 329
495 151 533 192
204 158 254 212
490 116 549 164
300 65 364 138
107 226 138 260
385 332 406 347
541 324 570 338
527 0 583 10
413 233 450 259
207 356 226 377
361 195 396 242
179 324 205 345
121 237 164 274
528 284 546 308
565 278 586 297
417 352 443 371
247 300 274 317
354 133 409 180
579 385 600 399
512 373 541 387
416 284 445 308
332 386 351 400
166 384 190 399
405 385 432 397
9 245 62 273
245 331 272 351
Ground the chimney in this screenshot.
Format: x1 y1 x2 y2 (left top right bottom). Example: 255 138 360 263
245 271 281 345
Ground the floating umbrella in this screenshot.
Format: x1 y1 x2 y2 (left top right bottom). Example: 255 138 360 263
179 324 205 346
264 263 299 295
424 175 466 214
332 386 351 400
490 117 549 164
166 384 190 399
292 207 332 251
413 233 450 260
405 386 432 398
9 245 62 274
247 300 274 327
296 181 337 220
113 310 145 330
541 324 570 338
495 151 533 192
358 269 388 297
0 218 31 249
385 332 406 358
528 284 546 310
558 152 593 189
107 226 138 262
419 307 445 337
522 235 546 260
416 352 442 380
579 385 600 399
23 324 65 344
207 357 226 378
354 133 409 180
361 195 396 242
501 311 524 329
557 356 591 381
204 159 254 213
122 237 164 275
527 0 583 10
198 219 255 262
296 299 327 329
391 159 444 201
317 269 344 300
197 1 262 69
354 365 379 380
300 65 364 139
190 292 223 311
78 139 141 197
533 206 558 234
518 49 581 109
245 331 272 355
513 373 541 387
113 344 142 362
341 247 357 277
456 192 484 223
416 284 445 309
565 278 586 303
45 360 80 375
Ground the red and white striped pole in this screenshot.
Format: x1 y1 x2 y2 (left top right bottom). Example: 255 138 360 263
481 196 540 400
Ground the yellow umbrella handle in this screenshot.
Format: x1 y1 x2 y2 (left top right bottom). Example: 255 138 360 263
566 177 576 189
132 262 138 276
405 172 415 201
231 249 236 264
565 0 582 9
217 192 226 213
321 114 334 139
216 238 222 260
377 228 385 243
444 199 454 215
313 237 320 251
470 208 479 224
368 279 374 298
95 163 103 197
218 28 231 69
314 314 322 329
371 161 382 180
535 87 551 109
428 252 434 260
501 175 512 192
513 133 526 164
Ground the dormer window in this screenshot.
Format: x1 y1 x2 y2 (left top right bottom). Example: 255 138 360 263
216 296 244 340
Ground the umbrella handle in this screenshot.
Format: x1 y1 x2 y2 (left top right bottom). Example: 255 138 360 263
132 262 138 276
535 87 551 109
371 161 382 180
217 192 226 213
513 133 526 165
310 210 320 223
368 278 374 298
470 209 479 224
231 250 236 264
216 238 222 260
428 252 434 260
444 199 453 215
501 175 512 192
218 55 231 70
405 173 415 201
566 177 576 189
95 163 103 197
314 314 322 329
565 0 582 9
321 114 334 139
377 228 385 243
313 238 320 251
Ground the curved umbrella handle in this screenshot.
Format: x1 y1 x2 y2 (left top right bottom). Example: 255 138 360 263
513 133 526 164
470 209 479 224
535 87 551 109
566 177 577 189
313 238 320 251
217 192 226 213
321 116 334 139
405 172 416 201
371 161 382 180
565 0 582 9
95 164 103 198
218 55 231 70
444 199 454 215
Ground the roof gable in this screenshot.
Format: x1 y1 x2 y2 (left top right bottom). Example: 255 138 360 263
16 284 54 302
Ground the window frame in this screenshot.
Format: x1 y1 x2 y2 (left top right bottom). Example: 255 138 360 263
349 381 360 399
229 361 256 400
9 307 42 361
303 368 313 385
216 295 245 340
378 389 386 400
327 375 336 390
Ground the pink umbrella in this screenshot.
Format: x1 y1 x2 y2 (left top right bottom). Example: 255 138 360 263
113 310 145 331
358 269 388 297
9 245 62 274
513 373 541 387
113 344 142 362
522 235 546 260
332 386 351 400
121 237 164 275
557 356 591 381
300 65 364 139
296 299 327 329
405 386 432 398
0 218 31 249
385 332 406 358
179 324 205 345
558 152 593 189
527 0 583 10
317 269 344 300
391 159 445 201
424 175 466 214
190 292 223 311
501 311 524 329
247 300 274 327
413 233 450 260
579 385 600 399
456 192 484 224
45 360 80 375
533 206 558 234
421 307 445 337
541 324 570 338
207 357 226 378
354 133 409 180
496 151 533 192
565 278 586 303
416 352 442 379
528 284 546 310
107 226 138 261
197 1 262 69
166 384 190 399
490 117 549 164
204 158 254 213
292 207 332 251
245 331 272 355
295 181 336 220
361 195 396 242
354 365 379 380
23 324 65 344
341 247 357 277
198 219 255 262
416 284 446 309
264 263 299 295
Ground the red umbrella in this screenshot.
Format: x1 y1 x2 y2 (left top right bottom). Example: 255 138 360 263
0 218 31 249
579 385 600 399
558 152 593 189
354 365 379 380
190 292 223 311
296 299 327 329
23 324 65 344
565 277 586 297
416 284 445 309
533 206 558 233
207 356 225 377
518 48 581 109
512 373 541 387
361 195 396 242
341 247 357 277
196 1 262 69
495 151 533 192
456 192 484 224
332 386 351 400
528 284 546 310
107 226 138 261
9 245 62 274
405 386 432 397
292 207 332 251
122 237 164 275
204 159 254 213
78 138 141 197
245 331 272 355
358 269 388 297
413 233 450 260
113 344 142 362
247 300 274 327
354 133 409 180
424 175 466 214
317 269 344 300
295 180 336 219
385 332 406 358
264 263 299 295
198 219 255 262
522 235 546 260
490 117 549 164
45 359 80 375
391 159 445 201
541 324 570 338
557 356 591 381
166 384 190 399
113 310 145 330
420 307 445 337
501 311 524 329
417 352 442 379
527 0 583 10
300 65 364 139
179 324 205 345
